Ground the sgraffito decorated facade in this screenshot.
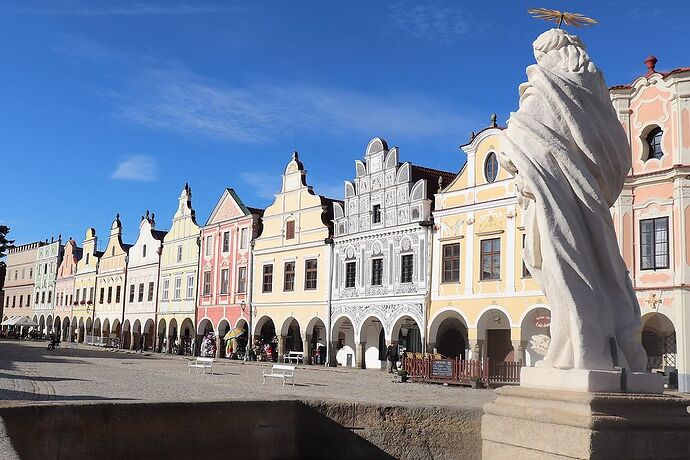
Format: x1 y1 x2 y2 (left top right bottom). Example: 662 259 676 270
331 138 453 368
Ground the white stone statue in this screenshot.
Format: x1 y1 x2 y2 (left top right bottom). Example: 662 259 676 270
498 29 648 373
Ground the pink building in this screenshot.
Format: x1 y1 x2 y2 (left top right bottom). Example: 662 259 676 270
611 57 690 390
54 238 82 340
196 189 262 358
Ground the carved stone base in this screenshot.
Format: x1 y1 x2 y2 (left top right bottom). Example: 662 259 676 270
482 386 690 459
520 367 664 394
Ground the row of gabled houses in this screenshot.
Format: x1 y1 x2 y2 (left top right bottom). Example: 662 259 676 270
2 58 689 390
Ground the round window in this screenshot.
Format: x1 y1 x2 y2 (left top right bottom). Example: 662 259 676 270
485 152 499 183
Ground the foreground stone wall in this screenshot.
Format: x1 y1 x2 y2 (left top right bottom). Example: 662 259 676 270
0 399 482 460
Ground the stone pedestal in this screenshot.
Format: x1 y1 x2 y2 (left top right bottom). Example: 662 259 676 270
521 367 664 394
482 386 690 459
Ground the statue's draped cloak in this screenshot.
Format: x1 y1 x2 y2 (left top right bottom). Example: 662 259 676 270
499 32 647 371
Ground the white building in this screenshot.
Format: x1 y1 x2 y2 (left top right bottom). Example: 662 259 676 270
330 138 453 368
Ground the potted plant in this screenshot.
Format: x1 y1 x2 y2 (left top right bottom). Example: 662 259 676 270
470 375 483 389
397 369 409 383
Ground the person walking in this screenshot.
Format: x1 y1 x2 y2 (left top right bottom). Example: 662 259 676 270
136 334 145 353
387 344 399 373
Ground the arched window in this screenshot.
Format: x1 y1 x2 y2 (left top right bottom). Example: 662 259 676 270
177 244 183 262
646 127 664 160
485 152 499 183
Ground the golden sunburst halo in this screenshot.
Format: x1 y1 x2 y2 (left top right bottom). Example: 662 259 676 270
528 8 598 29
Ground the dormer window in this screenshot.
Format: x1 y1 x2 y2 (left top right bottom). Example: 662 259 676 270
372 204 381 224
646 127 664 160
286 220 295 240
485 152 499 183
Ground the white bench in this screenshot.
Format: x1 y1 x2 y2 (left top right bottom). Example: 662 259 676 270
188 357 214 374
283 351 304 364
263 364 295 386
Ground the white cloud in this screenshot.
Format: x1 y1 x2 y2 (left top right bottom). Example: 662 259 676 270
114 66 476 145
386 1 487 43
240 172 279 200
111 155 158 182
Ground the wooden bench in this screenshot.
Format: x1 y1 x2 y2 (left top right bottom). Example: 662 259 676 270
283 351 304 364
263 364 295 386
188 357 214 374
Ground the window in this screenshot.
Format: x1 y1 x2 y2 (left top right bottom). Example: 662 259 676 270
372 204 381 224
304 259 318 290
129 284 135 303
345 262 356 288
137 283 144 302
237 267 247 293
220 269 229 294
82 287 87 301
205 235 213 256
19 295 23 307
521 235 532 278
12 296 16 307
371 258 383 286
222 231 230 253
177 245 183 262
75 289 80 303
86 253 90 265
262 265 273 293
142 244 147 258
89 287 94 302
162 279 170 301
39 292 43 304
401 254 414 283
646 127 664 160
285 220 295 240
485 152 499 183
284 262 295 291
148 282 154 302
174 277 182 299
99 287 105 304
640 217 669 270
240 228 248 249
107 286 113 303
111 246 115 256
116 285 121 303
442 243 460 283
47 291 52 303
481 238 501 280
186 274 194 298
203 271 211 296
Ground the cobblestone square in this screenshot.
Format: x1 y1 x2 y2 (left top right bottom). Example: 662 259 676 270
0 339 495 409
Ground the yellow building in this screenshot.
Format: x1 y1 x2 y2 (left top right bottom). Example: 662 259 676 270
250 152 338 364
94 214 131 345
429 120 549 368
73 227 102 343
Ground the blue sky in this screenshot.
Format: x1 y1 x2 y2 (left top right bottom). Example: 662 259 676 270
1 0 687 248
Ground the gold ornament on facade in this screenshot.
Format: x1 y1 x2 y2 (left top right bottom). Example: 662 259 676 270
528 8 598 29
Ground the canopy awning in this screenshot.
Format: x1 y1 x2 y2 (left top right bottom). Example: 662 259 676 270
224 327 246 341
1 316 37 327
